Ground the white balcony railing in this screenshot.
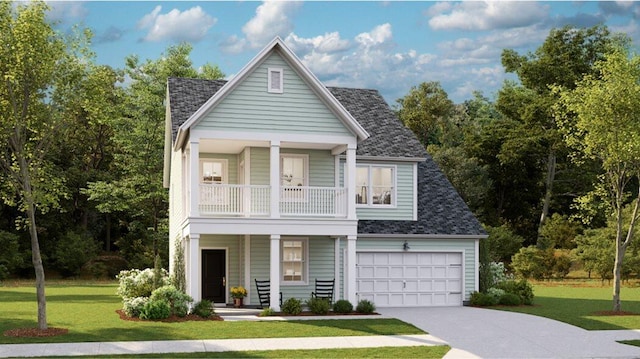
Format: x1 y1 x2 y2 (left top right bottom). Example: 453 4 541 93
199 184 347 218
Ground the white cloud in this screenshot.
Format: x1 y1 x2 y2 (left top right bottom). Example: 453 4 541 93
428 1 549 31
242 1 302 48
46 1 88 24
137 5 216 42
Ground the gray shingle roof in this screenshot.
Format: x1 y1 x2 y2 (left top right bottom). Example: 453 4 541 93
167 77 485 236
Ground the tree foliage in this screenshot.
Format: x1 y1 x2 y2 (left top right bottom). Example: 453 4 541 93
555 47 640 311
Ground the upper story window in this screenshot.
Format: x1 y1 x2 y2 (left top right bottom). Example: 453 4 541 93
356 164 395 207
281 238 308 285
200 159 228 184
281 154 308 201
268 68 284 93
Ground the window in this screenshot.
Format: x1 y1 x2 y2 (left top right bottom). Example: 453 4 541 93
268 68 283 93
200 159 227 184
356 165 395 206
281 154 308 201
281 238 307 284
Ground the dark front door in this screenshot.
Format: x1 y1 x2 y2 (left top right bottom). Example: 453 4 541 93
202 249 226 303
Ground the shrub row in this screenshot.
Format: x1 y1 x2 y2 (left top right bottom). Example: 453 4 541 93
274 298 375 316
471 279 534 307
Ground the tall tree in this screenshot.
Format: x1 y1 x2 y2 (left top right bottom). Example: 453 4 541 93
555 48 640 311
0 1 82 329
85 43 224 266
396 81 455 147
501 25 622 239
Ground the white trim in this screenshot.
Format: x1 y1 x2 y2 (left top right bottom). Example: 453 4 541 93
334 155 340 188
270 141 281 218
200 246 229 304
341 155 427 163
280 237 309 286
244 235 251 305
267 67 284 93
269 234 281 311
191 129 358 147
412 162 418 221
174 37 369 150
334 237 341 300
182 217 358 237
346 235 357 303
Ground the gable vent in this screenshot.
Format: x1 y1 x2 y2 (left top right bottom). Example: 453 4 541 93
268 68 283 93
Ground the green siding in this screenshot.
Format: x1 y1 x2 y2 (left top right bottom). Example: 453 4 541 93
355 238 477 301
249 236 336 304
199 234 243 304
194 53 351 136
249 147 335 187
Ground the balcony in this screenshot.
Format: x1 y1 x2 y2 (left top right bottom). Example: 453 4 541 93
199 184 347 218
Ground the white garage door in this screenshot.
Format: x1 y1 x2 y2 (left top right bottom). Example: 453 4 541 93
356 252 463 307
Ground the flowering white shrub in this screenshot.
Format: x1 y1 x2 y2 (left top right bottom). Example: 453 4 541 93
116 268 170 300
123 296 149 317
486 287 506 303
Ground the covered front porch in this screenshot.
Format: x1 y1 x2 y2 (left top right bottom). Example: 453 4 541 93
181 233 357 311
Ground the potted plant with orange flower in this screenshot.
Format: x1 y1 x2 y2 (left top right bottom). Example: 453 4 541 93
230 286 247 308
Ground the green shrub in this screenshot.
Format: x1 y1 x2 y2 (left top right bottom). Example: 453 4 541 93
150 285 193 317
511 246 546 280
281 298 303 315
486 287 505 303
496 279 534 305
116 268 170 299
191 300 214 318
332 299 353 314
123 296 149 317
499 293 522 306
470 291 497 306
259 307 275 317
307 297 331 315
53 230 98 277
355 299 376 314
139 299 171 320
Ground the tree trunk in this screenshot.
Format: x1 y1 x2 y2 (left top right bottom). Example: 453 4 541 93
20 160 47 329
612 238 624 312
537 151 556 238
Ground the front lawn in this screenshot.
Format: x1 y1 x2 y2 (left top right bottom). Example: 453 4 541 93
494 282 640 330
0 282 424 344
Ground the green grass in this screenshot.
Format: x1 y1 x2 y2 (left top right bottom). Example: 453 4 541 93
619 340 640 347
0 283 424 344
40 346 450 358
493 282 640 330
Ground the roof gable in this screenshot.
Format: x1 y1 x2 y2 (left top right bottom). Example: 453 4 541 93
173 37 368 149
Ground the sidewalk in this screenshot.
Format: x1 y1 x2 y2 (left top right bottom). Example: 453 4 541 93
0 335 447 358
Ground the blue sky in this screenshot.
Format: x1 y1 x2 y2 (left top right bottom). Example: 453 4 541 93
46 1 640 104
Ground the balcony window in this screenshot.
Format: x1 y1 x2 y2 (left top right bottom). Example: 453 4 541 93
356 164 395 206
201 159 227 184
281 238 308 284
281 154 308 201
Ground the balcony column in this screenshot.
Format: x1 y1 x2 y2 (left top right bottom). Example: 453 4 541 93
270 234 281 311
346 235 357 304
189 140 200 217
187 233 201 302
346 144 357 220
270 141 280 218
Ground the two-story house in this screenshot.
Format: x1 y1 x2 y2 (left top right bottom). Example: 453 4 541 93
163 37 486 310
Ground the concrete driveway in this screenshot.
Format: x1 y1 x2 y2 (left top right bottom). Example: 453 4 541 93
378 306 640 359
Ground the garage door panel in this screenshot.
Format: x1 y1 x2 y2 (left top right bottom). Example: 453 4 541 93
357 252 463 307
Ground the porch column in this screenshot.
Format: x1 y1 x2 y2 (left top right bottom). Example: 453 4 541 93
188 233 201 302
244 235 251 305
270 141 280 218
189 140 200 217
346 144 357 220
270 234 281 311
334 237 341 300
346 235 357 304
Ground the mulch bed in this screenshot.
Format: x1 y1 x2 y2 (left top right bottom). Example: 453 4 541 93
592 310 639 316
116 309 223 322
4 327 68 338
